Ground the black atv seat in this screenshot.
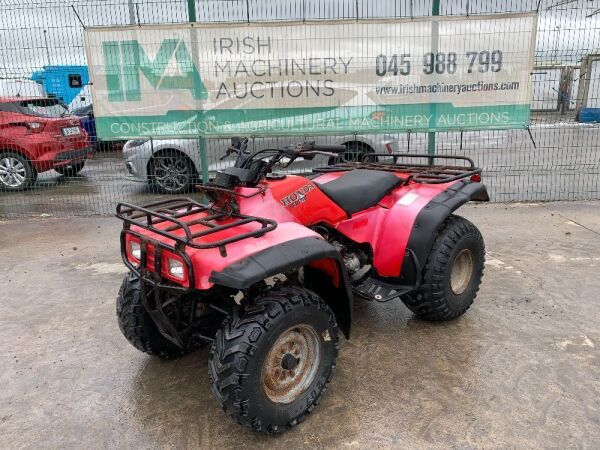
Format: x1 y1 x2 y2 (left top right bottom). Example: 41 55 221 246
315 169 402 216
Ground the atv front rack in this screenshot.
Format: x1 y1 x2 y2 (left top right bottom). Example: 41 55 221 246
314 153 482 184
116 197 278 256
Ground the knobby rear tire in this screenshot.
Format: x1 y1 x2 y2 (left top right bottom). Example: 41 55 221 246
402 215 485 321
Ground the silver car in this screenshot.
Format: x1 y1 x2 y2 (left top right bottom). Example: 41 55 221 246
123 135 400 194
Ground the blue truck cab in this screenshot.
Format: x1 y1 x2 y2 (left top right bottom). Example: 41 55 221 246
31 65 90 110
31 65 100 143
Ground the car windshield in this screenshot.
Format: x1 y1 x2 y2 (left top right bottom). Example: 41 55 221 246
72 104 93 117
16 98 68 118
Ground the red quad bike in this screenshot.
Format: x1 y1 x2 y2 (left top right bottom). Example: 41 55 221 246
115 137 489 434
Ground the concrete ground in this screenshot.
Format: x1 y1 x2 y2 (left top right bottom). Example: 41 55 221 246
1 201 599 448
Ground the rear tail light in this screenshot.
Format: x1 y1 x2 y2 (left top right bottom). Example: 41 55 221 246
470 174 482 182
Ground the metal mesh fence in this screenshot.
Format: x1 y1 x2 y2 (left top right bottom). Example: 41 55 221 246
0 0 599 218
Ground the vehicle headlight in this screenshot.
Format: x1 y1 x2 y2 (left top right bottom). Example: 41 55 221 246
129 241 141 260
126 139 148 148
167 258 185 280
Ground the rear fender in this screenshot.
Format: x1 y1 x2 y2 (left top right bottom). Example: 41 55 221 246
398 180 489 285
209 237 353 338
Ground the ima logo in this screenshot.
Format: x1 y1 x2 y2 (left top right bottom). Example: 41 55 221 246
102 38 207 101
280 183 315 209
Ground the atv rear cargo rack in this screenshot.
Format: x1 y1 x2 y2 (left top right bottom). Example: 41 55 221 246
314 153 482 184
116 197 278 256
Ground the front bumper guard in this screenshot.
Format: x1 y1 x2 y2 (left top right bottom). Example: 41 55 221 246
120 230 196 349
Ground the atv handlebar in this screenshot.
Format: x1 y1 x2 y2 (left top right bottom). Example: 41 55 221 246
222 138 345 161
297 142 347 153
215 138 349 188
284 141 346 160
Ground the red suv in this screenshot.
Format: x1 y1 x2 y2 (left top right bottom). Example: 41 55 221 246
0 97 93 190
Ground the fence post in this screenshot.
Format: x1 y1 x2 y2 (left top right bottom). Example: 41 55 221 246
187 0 210 185
577 56 592 113
428 0 440 165
127 0 136 24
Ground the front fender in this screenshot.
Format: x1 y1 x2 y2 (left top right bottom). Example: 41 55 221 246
209 236 353 338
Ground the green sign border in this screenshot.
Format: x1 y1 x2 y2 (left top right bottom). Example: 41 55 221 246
97 103 530 139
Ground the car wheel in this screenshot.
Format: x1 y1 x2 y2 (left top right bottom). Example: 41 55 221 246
55 161 85 176
0 152 37 191
149 150 196 194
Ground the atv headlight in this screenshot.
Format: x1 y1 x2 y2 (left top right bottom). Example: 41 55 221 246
167 258 185 280
129 241 141 260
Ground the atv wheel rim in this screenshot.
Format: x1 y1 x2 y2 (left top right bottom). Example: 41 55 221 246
154 156 189 191
262 325 321 404
0 157 26 188
450 248 474 295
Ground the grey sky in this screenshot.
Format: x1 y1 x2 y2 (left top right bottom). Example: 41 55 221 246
0 0 599 78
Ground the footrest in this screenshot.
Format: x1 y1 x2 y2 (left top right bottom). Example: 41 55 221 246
353 276 414 302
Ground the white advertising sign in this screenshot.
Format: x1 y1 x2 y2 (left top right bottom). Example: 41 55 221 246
84 13 537 138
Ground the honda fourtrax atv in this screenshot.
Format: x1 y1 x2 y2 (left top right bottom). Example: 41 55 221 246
115 138 488 434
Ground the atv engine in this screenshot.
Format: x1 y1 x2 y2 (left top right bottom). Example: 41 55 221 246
331 241 369 275
313 226 371 277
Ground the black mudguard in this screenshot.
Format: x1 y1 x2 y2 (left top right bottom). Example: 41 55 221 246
209 237 353 338
396 180 489 285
